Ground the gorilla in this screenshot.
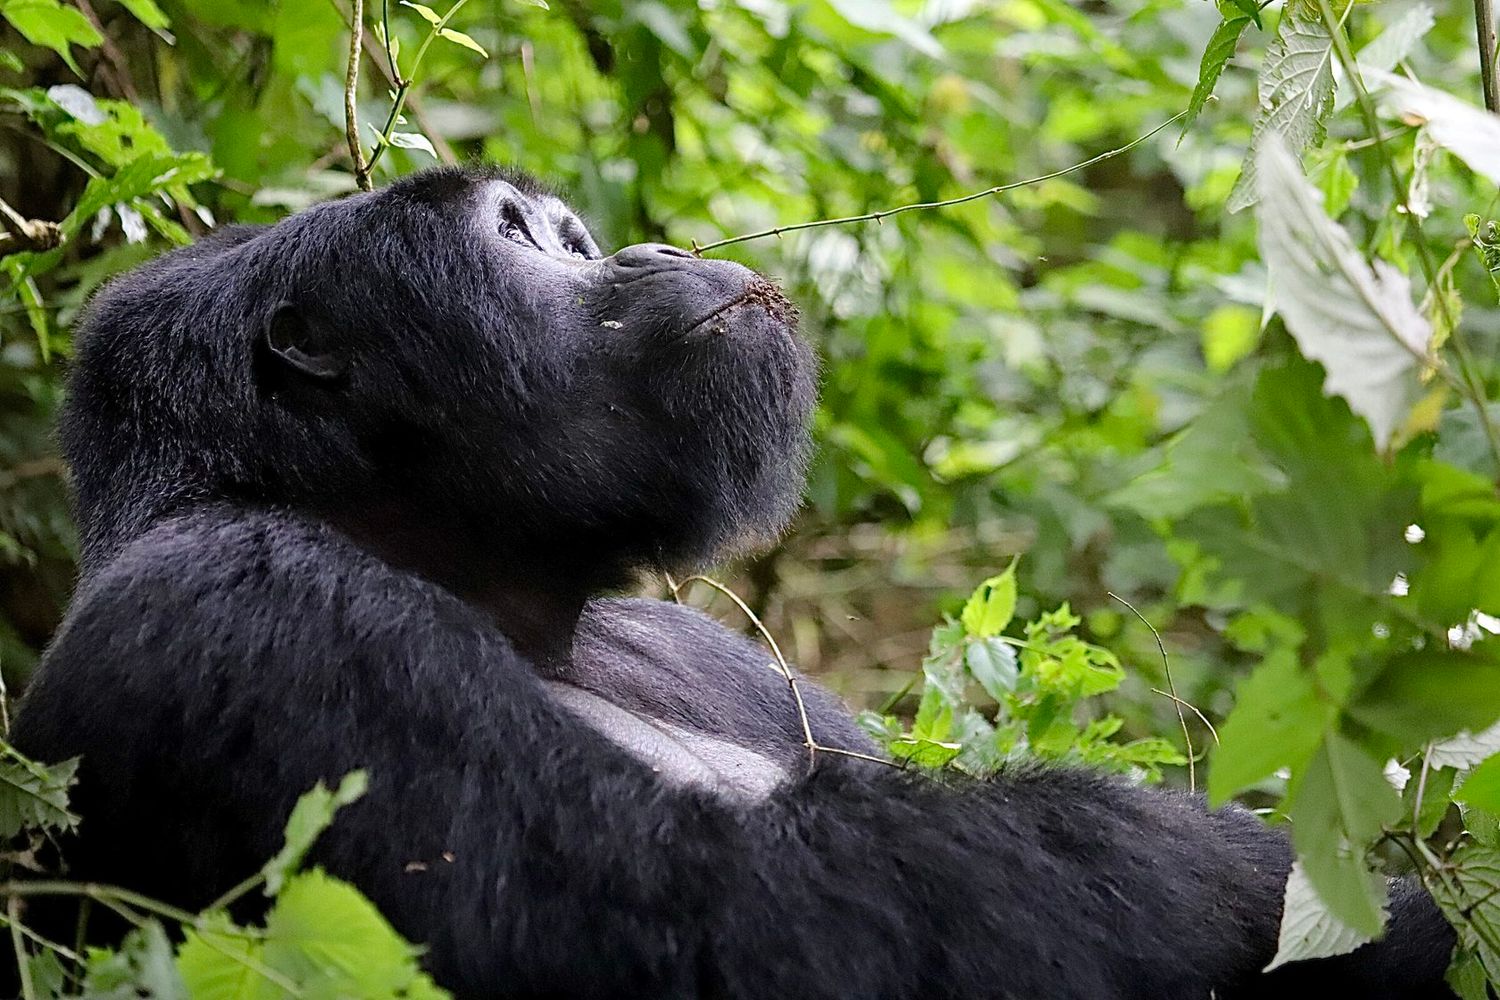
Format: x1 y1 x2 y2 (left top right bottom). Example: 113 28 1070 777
12 167 1457 999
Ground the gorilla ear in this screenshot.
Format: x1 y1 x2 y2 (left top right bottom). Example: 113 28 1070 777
263 303 348 382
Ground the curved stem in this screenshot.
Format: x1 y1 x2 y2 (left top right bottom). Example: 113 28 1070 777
691 111 1187 255
345 0 372 191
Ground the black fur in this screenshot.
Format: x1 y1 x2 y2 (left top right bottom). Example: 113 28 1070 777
14 167 1455 998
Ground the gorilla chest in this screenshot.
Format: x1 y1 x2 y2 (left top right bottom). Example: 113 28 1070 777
541 681 788 800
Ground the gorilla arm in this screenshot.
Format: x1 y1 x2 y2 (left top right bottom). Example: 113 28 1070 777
13 509 1453 1000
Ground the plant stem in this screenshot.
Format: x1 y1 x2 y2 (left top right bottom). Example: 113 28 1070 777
691 111 1188 255
366 0 471 175
1478 0 1499 113
1316 0 1500 475
345 0 372 192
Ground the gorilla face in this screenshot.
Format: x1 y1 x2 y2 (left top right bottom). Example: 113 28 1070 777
63 167 815 589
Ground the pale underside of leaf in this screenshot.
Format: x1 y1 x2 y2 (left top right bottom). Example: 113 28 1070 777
1332 3 1435 110
1255 136 1431 449
1369 71 1500 187
1228 14 1337 212
1267 861 1378 970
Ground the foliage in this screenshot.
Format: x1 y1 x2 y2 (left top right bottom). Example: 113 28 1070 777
2 0 1500 989
0 759 449 1000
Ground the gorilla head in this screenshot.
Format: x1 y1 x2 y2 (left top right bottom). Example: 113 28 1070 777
63 167 814 635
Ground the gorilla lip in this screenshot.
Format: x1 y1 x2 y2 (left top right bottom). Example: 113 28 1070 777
687 279 797 335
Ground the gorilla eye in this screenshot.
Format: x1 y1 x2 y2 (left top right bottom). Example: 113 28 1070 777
499 206 540 250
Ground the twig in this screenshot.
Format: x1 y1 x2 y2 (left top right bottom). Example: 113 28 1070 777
361 25 456 163
345 0 372 191
0 198 62 258
366 0 473 176
668 573 819 766
0 910 81 963
690 111 1188 255
1478 0 1499 113
1148 689 1219 745
8 897 32 1000
1108 592 1196 792
665 574 907 770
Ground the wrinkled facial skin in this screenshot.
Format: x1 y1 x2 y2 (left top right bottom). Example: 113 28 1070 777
62 166 815 589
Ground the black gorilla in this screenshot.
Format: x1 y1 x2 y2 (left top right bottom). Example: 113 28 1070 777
13 167 1456 998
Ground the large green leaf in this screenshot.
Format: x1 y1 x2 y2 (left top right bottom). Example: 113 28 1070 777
0 0 101 76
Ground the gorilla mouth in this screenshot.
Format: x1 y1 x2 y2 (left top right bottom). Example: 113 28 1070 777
688 279 799 336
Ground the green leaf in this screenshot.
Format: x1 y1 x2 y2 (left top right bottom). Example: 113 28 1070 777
386 130 438 158
86 921 188 1000
960 563 1017 638
964 637 1018 699
118 0 170 32
1266 861 1375 970
1347 646 1500 747
1255 134 1430 450
1456 754 1500 814
0 0 102 76
0 747 78 838
515 0 548 7
1181 15 1252 136
262 871 447 998
1287 732 1401 936
399 0 442 25
1228 13 1337 212
1210 649 1334 804
889 737 962 768
438 26 488 57
261 770 368 896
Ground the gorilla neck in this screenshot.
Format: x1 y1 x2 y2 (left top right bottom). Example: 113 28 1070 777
323 503 592 670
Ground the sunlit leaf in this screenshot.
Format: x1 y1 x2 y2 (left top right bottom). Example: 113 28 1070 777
399 1 442 26
438 27 488 58
0 0 102 76
1370 72 1500 187
261 770 368 896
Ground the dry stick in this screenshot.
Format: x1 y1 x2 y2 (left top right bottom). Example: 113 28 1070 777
1478 0 1499 113
691 111 1188 256
345 0 372 192
1108 592 1197 792
0 197 62 257
666 573 897 770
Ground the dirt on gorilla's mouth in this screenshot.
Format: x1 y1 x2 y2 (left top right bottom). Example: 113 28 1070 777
688 278 799 337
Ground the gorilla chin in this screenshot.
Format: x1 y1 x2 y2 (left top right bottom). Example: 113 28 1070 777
10 164 1460 1000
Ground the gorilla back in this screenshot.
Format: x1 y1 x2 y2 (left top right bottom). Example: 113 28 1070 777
14 168 1457 998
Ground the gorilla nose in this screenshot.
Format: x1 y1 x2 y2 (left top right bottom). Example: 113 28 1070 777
611 243 697 269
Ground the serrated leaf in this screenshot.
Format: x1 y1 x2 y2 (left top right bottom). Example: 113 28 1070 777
1228 13 1337 212
0 748 78 838
1210 649 1334 804
0 0 102 76
1369 72 1500 187
1267 861 1376 970
1181 15 1253 136
1287 733 1401 936
261 770 368 896
889 737 962 768
1255 134 1431 450
960 563 1017 639
85 921 187 1000
1430 724 1500 770
1332 4 1435 111
399 0 442 25
438 26 487 57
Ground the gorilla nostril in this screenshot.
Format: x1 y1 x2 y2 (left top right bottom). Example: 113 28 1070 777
613 243 696 268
